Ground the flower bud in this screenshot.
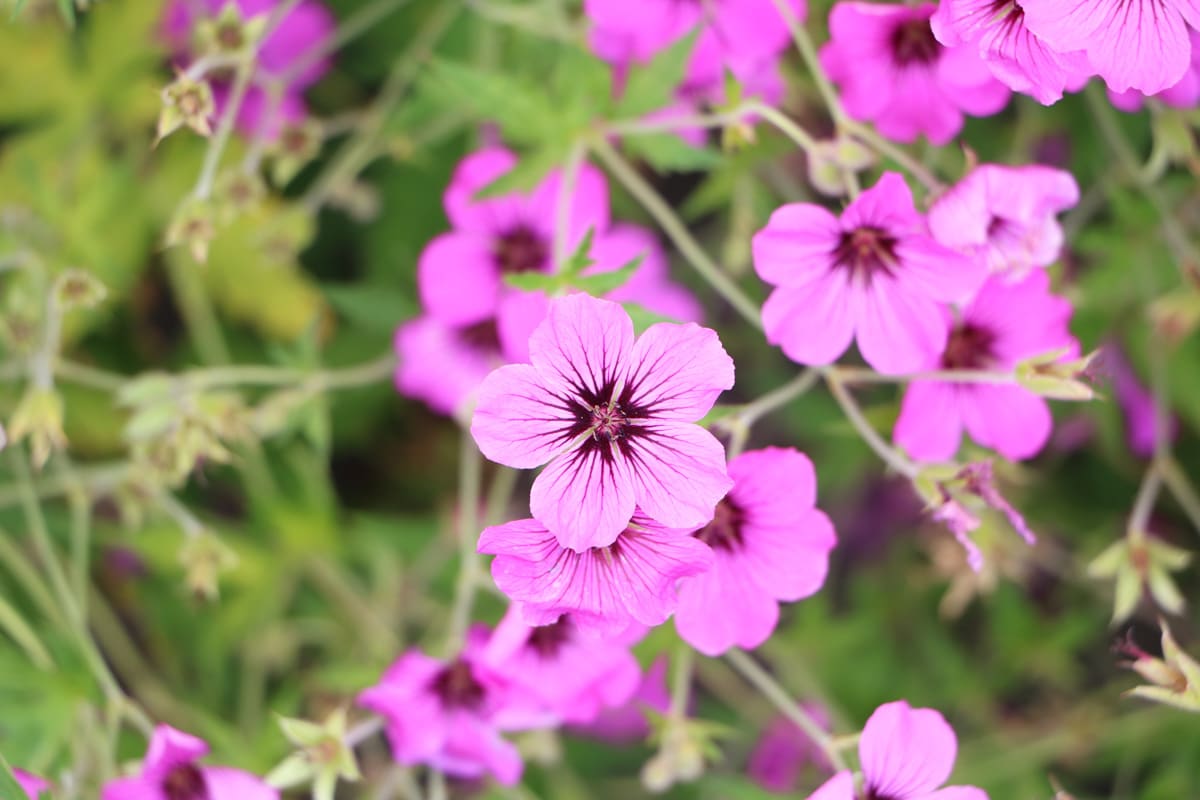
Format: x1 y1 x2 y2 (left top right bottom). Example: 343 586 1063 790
1016 347 1100 401
216 172 266 221
165 200 217 264
269 120 323 186
157 74 216 144
8 387 66 469
195 2 266 57
1122 621 1200 712
178 531 238 602
52 268 107 311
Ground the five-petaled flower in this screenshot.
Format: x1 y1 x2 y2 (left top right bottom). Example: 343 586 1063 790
471 293 734 551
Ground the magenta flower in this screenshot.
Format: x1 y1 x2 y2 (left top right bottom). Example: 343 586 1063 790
101 725 277 800
932 492 985 572
807 700 986 800
584 0 805 106
481 606 643 724
753 172 985 375
748 710 831 794
928 164 1079 279
471 293 734 550
162 0 334 138
1109 347 1179 457
478 515 715 634
14 770 48 800
821 3 1010 144
401 149 700 417
930 0 1091 104
893 271 1077 462
674 448 837 656
1021 0 1200 94
1109 30 1200 111
357 627 542 786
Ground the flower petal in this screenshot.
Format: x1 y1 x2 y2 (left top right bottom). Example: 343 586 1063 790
528 294 634 401
855 278 949 375
471 364 577 469
894 381 966 463
752 203 843 289
530 445 638 550
805 770 856 800
860 700 958 798
417 232 502 327
762 272 858 367
204 767 280 800
624 322 735 420
675 553 780 656
959 384 1053 461
627 421 733 531
444 147 528 234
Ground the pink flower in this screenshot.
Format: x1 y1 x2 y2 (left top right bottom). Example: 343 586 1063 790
674 448 837 656
584 0 805 105
401 149 700 417
931 492 985 572
894 271 1076 462
162 0 334 138
748 710 831 794
928 164 1079 279
570 655 672 742
1109 30 1200 111
930 0 1091 104
477 515 714 634
357 627 541 786
752 172 985 375
807 700 986 800
1021 0 1200 95
481 607 643 724
821 3 1011 144
1108 347 1179 457
101 725 277 800
471 293 734 550
14 770 48 800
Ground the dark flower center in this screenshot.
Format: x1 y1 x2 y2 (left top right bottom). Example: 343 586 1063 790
494 226 548 275
527 616 573 658
941 322 997 370
458 318 502 354
890 17 941 66
833 226 899 283
431 659 487 710
162 764 209 800
565 379 653 464
216 24 243 50
590 404 629 441
864 790 903 800
694 496 745 551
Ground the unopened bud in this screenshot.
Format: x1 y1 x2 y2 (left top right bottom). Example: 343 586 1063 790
166 201 217 264
1122 621 1200 712
52 268 107 311
270 121 322 185
158 75 216 144
216 172 266 220
196 2 266 57
179 531 238 602
1016 348 1100 401
8 387 66 469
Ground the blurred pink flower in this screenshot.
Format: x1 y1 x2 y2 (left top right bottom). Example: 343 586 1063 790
1109 30 1200 110
101 725 277 800
571 656 672 742
400 149 701 417
1109 347 1179 457
584 0 805 106
821 3 1010 144
481 607 643 724
753 172 984 375
162 0 334 138
357 627 543 786
14 770 48 800
931 0 1091 104
932 492 985 572
1022 0 1200 95
748 709 831 794
675 448 837 656
478 514 714 634
894 271 1077 462
928 163 1079 279
807 700 987 800
471 294 733 550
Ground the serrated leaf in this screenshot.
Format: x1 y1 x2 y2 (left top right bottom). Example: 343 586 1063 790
624 133 722 173
613 28 700 119
575 254 643 295
426 60 563 147
562 226 598 276
623 302 680 332
475 147 564 199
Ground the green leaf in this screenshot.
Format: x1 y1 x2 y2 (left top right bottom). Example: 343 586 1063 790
56 0 74 27
502 272 560 292
624 133 722 173
613 28 700 119
322 284 416 333
0 755 31 800
425 60 562 147
623 302 680 333
0 596 53 670
574 254 643 295
562 226 598 276
474 147 564 199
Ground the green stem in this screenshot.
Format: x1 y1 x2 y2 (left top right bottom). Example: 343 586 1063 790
446 429 483 656
745 100 818 153
669 640 694 719
725 648 846 771
768 0 844 125
166 260 232 366
1127 462 1163 541
822 368 920 479
1159 455 1200 536
277 0 413 87
589 136 764 329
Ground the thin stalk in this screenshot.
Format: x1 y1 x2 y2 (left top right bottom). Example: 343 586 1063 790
590 136 764 328
1159 456 1200 536
822 368 919 479
832 365 1021 386
725 648 846 771
745 100 818 154
669 640 694 719
278 0 413 87
445 429 483 655
1127 463 1163 541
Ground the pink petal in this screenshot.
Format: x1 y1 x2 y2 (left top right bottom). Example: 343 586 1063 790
959 384 1053 461
894 235 987 304
855 279 949 375
741 508 836 601
595 225 703 322
526 161 612 254
928 170 992 250
417 232 502 326
762 273 858 366
203 767 280 800
923 787 991 800
394 317 497 417
496 290 550 364
444 148 528 234
531 445 638 550
894 381 966 463
675 554 780 655
143 725 209 773
729 447 817 512
627 420 733 531
624 322 735 420
471 363 577 469
842 172 923 231
806 770 856 800
860 701 958 798
527 294 635 401
752 204 843 289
